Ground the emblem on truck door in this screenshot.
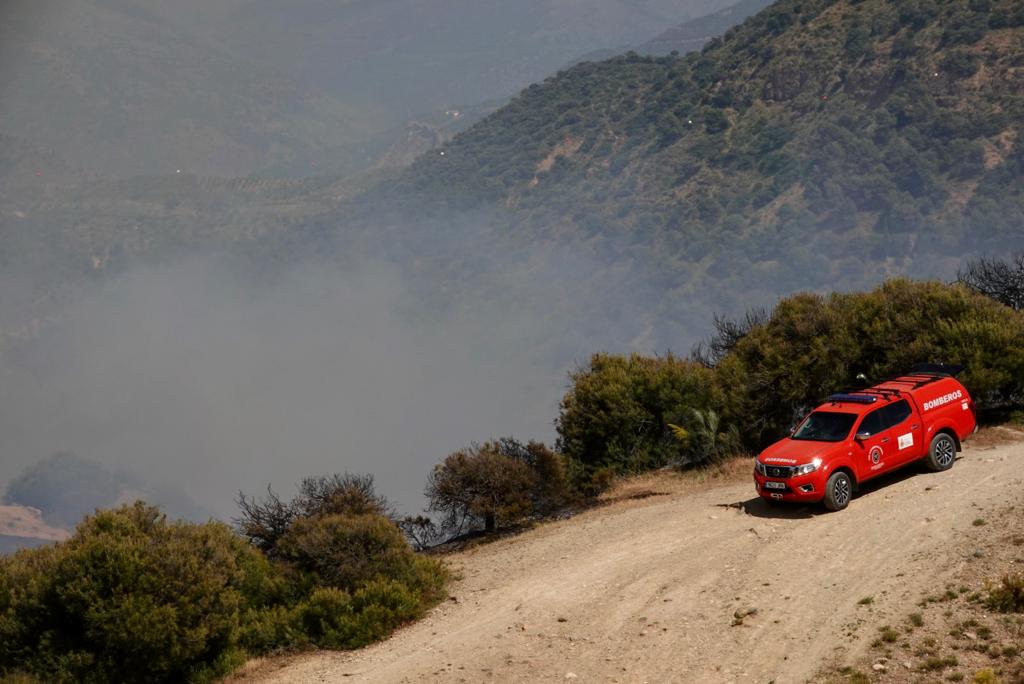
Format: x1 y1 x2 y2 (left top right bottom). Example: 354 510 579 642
869 446 883 464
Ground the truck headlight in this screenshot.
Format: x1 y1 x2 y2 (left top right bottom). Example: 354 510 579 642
754 460 766 475
794 458 822 476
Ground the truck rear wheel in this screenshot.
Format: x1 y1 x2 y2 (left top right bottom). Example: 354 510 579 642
823 471 852 511
925 432 956 472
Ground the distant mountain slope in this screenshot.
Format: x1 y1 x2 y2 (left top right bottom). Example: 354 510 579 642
573 0 774 63
0 133 87 187
0 0 380 177
372 0 1022 323
0 505 70 555
3 0 1022 357
637 0 775 54
126 0 739 129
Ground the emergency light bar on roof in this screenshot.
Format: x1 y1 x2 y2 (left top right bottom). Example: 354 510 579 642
827 393 877 404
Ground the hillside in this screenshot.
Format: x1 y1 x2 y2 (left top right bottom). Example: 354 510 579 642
241 431 1024 683
136 0 739 127
0 0 381 178
0 505 70 555
573 0 775 62
0 138 349 331
0 0 748 179
638 0 776 54
363 0 1022 332
3 0 1023 359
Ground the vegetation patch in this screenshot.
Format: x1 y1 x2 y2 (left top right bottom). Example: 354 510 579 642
0 475 448 683
556 278 1024 492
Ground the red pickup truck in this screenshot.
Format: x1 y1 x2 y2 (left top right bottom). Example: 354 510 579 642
753 367 977 511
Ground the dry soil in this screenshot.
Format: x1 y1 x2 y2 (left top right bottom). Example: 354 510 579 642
242 428 1024 684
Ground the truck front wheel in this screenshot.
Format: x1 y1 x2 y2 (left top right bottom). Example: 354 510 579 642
823 471 853 511
925 432 956 472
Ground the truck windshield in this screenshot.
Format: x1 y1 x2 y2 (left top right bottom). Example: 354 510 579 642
791 411 857 442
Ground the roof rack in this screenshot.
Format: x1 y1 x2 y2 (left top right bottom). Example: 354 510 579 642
825 364 963 406
877 373 945 390
829 386 904 402
827 393 877 404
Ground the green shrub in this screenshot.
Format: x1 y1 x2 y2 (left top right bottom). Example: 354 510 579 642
296 580 424 650
298 587 355 648
556 353 724 483
276 512 444 598
345 579 422 647
715 279 1024 447
986 574 1024 613
0 503 273 683
238 604 308 654
1 489 449 682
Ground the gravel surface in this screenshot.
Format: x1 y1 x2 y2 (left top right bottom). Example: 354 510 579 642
240 432 1024 683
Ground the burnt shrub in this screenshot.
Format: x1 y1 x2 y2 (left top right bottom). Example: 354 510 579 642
958 254 1024 311
491 438 574 515
236 474 448 652
236 473 392 554
237 473 450 655
426 442 537 533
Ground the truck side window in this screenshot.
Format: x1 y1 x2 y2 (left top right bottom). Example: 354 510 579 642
880 399 912 429
858 410 884 436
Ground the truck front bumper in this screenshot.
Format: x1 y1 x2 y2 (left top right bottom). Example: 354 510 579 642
753 470 826 503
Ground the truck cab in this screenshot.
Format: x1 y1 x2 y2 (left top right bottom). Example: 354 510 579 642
753 368 977 511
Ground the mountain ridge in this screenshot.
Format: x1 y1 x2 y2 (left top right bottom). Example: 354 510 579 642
351 0 1022 332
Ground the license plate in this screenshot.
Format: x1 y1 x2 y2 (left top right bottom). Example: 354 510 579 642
765 481 786 490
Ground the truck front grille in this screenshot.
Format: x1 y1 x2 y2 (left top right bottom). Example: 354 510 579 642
765 465 796 479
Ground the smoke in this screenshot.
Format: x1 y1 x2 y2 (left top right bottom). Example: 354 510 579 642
0 255 571 520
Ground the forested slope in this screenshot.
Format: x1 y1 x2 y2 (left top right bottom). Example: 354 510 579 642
366 0 1022 325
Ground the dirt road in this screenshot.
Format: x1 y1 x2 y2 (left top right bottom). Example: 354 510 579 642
245 431 1024 683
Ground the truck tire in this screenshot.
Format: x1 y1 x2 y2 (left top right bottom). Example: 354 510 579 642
823 471 853 512
925 432 956 472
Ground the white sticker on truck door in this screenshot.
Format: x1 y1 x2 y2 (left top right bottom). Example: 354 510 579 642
898 433 914 450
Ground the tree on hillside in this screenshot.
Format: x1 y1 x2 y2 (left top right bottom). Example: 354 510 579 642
425 442 537 534
958 255 1024 311
691 308 769 367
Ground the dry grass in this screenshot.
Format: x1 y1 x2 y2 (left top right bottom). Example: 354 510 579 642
598 456 753 504
824 500 1024 683
970 426 1024 450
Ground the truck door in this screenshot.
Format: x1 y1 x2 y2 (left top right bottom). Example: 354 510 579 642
879 399 920 467
852 408 894 480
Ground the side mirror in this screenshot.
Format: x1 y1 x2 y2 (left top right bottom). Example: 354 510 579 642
855 431 870 442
